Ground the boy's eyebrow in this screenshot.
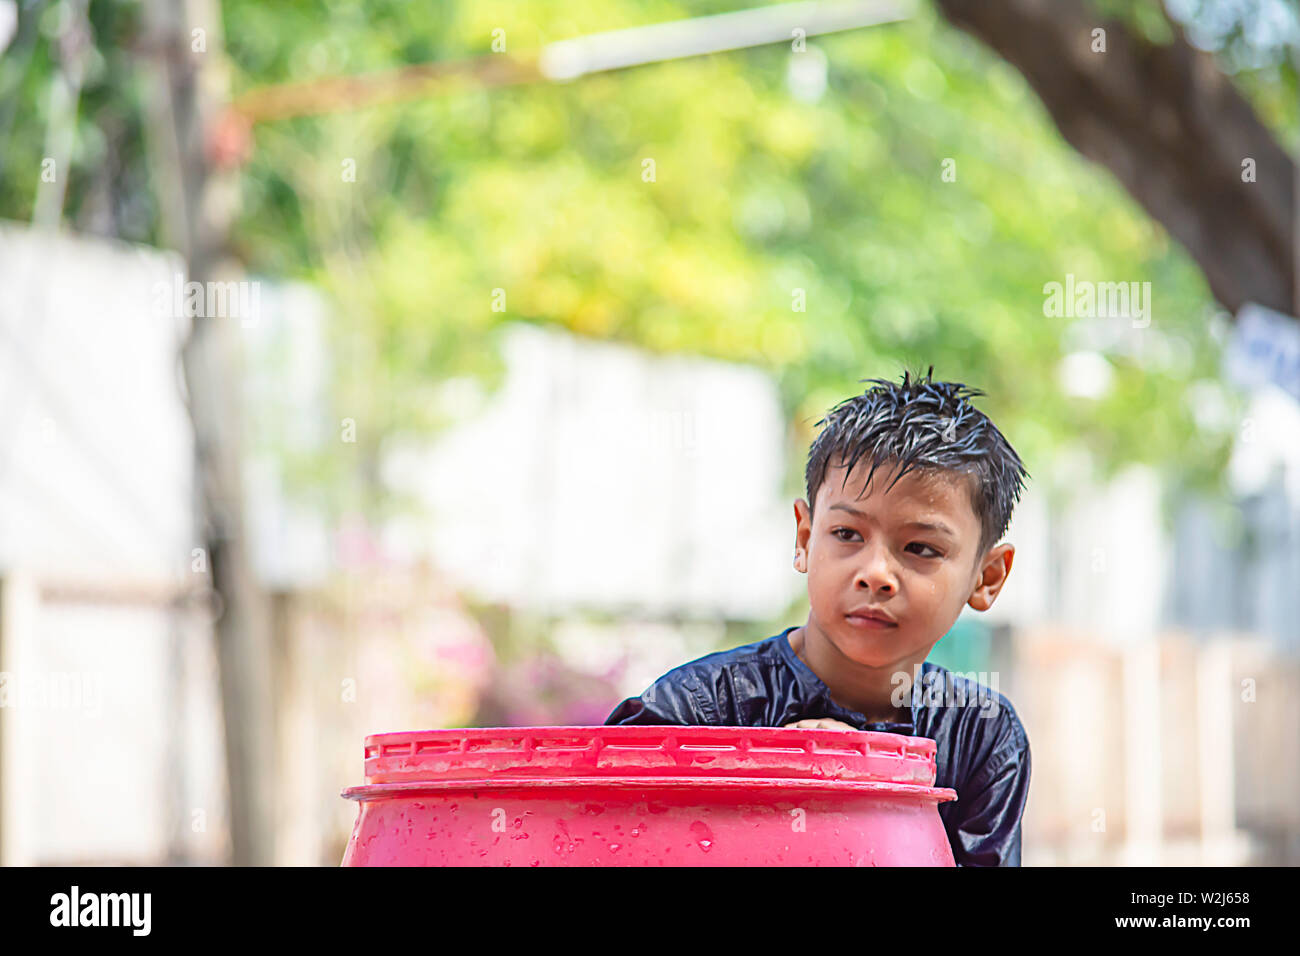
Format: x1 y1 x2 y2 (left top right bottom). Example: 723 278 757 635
828 503 957 538
828 503 870 518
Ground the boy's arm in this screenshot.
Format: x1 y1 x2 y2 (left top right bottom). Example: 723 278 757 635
604 668 720 725
948 737 1032 867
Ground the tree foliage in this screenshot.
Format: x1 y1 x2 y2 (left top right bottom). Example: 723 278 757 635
3 0 1296 512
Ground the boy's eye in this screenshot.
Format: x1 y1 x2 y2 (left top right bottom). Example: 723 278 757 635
831 529 943 558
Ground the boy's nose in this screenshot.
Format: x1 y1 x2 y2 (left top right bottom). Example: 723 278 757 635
854 543 898 594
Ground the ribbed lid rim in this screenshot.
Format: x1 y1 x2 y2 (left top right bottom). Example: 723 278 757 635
358 725 940 788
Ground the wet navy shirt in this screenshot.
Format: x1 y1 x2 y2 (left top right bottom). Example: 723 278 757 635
605 625 1031 866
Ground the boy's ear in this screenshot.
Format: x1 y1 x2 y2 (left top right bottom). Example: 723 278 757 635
793 499 812 571
967 543 1014 611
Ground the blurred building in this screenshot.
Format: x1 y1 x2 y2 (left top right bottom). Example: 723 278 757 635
380 320 799 693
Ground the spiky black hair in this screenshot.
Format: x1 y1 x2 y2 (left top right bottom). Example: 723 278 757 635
804 367 1029 556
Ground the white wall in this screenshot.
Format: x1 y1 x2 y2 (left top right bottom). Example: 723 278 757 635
384 322 800 620
0 225 195 580
0 224 225 864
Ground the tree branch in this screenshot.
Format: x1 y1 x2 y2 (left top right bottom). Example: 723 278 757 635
935 0 1297 318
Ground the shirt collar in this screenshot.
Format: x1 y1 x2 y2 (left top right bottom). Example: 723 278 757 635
775 625 929 734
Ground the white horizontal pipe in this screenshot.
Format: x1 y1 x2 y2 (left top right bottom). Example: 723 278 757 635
539 0 917 80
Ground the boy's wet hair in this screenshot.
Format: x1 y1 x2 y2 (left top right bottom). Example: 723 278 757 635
805 367 1029 557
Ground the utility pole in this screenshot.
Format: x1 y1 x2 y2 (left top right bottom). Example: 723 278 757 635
142 0 274 865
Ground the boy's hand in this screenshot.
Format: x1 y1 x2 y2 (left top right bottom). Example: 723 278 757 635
783 718 858 731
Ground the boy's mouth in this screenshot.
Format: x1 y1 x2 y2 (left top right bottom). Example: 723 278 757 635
844 607 898 629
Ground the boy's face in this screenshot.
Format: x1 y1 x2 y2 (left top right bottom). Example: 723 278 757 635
793 459 1013 670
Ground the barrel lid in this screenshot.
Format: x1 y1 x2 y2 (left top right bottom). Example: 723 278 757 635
354 725 944 790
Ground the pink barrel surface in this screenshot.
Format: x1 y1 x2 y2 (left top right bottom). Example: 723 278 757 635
341 726 958 866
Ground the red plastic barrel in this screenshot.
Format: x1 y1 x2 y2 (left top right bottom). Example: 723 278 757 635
340 726 958 866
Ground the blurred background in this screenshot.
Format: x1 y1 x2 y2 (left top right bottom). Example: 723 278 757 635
0 0 1296 866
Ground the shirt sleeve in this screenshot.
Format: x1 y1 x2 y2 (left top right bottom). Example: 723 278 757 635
948 734 1032 867
604 669 720 725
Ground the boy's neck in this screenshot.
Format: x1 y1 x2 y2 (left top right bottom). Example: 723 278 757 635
788 624 926 723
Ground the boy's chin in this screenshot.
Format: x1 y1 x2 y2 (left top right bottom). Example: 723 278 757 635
828 625 916 666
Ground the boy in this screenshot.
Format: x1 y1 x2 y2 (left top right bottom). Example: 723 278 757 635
606 368 1032 866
